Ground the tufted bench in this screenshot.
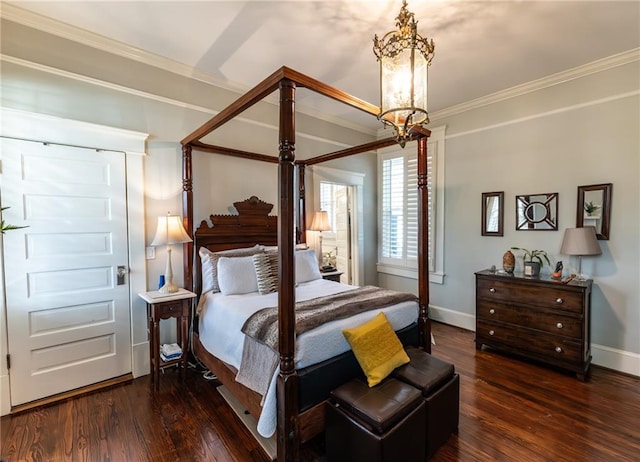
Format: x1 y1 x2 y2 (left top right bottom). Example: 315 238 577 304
392 347 460 459
325 377 426 462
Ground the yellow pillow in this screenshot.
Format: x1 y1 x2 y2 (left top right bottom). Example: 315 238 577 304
342 312 410 387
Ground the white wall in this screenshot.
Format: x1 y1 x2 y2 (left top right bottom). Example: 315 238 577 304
381 56 640 375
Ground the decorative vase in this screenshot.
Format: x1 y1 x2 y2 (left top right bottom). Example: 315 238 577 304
502 250 515 274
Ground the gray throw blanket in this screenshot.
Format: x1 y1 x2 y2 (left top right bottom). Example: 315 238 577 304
235 285 418 400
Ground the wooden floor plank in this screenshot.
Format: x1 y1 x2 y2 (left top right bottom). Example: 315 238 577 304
1 322 638 461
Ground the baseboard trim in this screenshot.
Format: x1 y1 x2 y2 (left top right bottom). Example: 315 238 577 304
591 343 640 377
1 373 10 416
429 304 475 332
132 340 150 378
10 374 133 415
430 305 640 378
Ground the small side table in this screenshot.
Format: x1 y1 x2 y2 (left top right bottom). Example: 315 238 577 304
321 270 344 282
138 289 196 390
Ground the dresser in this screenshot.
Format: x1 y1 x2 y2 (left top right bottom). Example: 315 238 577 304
475 270 592 380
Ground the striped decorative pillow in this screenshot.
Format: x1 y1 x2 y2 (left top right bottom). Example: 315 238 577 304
199 245 263 294
253 251 279 295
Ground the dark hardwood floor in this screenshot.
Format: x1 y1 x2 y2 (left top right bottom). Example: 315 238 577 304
2 322 639 461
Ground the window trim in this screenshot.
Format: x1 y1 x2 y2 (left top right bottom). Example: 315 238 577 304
377 125 446 284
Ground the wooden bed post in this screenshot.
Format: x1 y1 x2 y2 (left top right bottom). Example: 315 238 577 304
182 144 194 292
277 78 299 462
297 164 306 244
417 135 432 353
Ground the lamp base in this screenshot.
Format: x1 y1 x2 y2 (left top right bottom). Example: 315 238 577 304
159 282 180 294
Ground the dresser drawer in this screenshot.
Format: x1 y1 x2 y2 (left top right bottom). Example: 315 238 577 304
477 301 583 339
477 320 582 363
477 277 584 313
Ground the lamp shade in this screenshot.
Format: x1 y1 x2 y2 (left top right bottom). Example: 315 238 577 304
309 211 331 232
560 227 601 256
151 214 192 246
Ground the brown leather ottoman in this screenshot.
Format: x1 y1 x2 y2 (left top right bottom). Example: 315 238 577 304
392 346 460 459
326 378 426 462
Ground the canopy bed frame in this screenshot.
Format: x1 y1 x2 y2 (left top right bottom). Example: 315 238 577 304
180 66 431 462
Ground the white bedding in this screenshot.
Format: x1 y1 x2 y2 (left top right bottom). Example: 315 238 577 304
198 278 418 437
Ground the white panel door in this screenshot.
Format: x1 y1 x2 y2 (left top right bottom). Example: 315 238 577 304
2 138 132 405
334 187 351 284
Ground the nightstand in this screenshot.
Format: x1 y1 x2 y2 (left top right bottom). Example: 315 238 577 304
321 270 343 282
138 289 196 390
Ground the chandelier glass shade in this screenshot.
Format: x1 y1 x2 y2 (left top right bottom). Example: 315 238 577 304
374 1 434 147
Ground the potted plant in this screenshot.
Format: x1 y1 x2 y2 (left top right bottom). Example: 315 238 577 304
584 201 600 216
1 207 27 234
510 247 550 277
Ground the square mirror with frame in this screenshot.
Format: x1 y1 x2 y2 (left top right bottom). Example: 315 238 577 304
577 183 612 240
516 193 558 231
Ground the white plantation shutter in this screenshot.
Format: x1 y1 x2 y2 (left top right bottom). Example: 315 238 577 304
379 145 437 272
378 126 445 282
381 156 405 259
426 143 436 273
379 151 424 268
405 154 418 266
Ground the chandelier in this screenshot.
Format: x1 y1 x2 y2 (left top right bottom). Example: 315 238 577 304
373 0 435 147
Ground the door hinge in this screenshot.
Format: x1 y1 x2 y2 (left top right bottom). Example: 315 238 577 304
6 354 10 370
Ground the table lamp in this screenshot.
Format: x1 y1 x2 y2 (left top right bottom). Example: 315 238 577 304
151 213 192 293
559 227 601 281
309 210 331 267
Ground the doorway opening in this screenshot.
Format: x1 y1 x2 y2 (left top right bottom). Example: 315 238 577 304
312 166 364 286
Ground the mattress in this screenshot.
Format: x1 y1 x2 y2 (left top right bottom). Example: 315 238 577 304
198 278 418 437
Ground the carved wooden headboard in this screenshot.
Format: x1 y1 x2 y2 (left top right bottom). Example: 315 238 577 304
193 196 278 296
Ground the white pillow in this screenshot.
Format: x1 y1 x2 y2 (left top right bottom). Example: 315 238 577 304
295 248 322 283
199 245 262 293
217 256 259 295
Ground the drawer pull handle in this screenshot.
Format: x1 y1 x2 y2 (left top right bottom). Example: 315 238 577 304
556 298 563 304
489 288 496 293
489 308 495 315
489 330 495 336
555 346 562 353
556 322 563 329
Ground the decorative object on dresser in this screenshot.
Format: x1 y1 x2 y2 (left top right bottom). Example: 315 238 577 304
309 210 331 267
502 250 515 274
481 192 504 236
151 213 193 293
510 247 550 278
515 193 558 231
559 227 602 281
577 183 612 240
552 261 563 279
475 270 592 381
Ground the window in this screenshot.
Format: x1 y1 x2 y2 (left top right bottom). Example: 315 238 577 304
319 181 343 231
377 126 445 283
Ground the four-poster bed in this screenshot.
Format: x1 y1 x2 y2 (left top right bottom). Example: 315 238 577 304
180 66 431 462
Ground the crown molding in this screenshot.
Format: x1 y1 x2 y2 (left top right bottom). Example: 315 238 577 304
430 48 640 122
0 3 244 94
1 3 377 137
3 4 637 135
0 54 359 152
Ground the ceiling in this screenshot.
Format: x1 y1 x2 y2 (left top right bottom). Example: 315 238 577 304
5 1 640 133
